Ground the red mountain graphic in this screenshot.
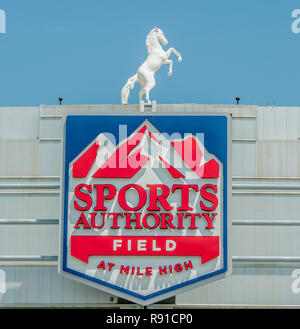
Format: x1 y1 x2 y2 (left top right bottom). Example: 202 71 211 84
72 121 219 179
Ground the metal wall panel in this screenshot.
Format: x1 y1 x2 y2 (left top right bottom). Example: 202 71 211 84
231 226 300 257
256 107 300 140
0 224 58 255
0 107 39 140
176 266 300 307
0 266 117 306
0 140 61 176
0 192 59 220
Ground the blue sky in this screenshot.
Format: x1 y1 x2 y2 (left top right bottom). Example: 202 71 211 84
0 0 300 106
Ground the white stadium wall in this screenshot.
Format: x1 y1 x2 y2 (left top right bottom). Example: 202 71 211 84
0 104 300 308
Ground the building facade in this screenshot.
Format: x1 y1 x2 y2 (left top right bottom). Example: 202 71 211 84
0 104 299 308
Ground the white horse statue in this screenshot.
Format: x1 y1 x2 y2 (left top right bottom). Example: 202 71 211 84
121 27 182 105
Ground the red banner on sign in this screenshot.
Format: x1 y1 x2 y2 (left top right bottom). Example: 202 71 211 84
71 235 219 264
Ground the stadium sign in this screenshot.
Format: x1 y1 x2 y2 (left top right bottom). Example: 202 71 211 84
59 113 232 305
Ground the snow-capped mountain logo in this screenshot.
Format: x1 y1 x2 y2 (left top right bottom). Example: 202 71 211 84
59 114 231 306
72 119 220 180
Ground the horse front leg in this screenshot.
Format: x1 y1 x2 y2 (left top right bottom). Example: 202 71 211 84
166 47 182 62
144 78 155 104
164 59 173 76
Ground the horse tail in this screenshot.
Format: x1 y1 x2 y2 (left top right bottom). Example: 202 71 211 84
121 74 138 104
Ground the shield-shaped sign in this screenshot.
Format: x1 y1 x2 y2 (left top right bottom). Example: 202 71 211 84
59 113 232 305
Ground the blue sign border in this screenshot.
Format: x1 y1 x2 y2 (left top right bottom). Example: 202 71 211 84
61 114 229 301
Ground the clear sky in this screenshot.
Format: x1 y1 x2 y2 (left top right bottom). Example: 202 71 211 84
0 0 300 107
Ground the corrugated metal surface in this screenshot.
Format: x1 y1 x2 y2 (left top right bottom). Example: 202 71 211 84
0 266 117 306
176 105 300 307
0 104 299 307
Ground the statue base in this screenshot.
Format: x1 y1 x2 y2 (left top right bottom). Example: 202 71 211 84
140 100 156 112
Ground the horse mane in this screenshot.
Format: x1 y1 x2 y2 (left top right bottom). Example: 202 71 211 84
146 28 158 48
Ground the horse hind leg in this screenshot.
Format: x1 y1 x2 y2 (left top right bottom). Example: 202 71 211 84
139 87 145 103
145 87 154 104
144 80 155 104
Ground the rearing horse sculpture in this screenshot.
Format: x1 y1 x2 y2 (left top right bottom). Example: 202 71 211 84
121 27 182 105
